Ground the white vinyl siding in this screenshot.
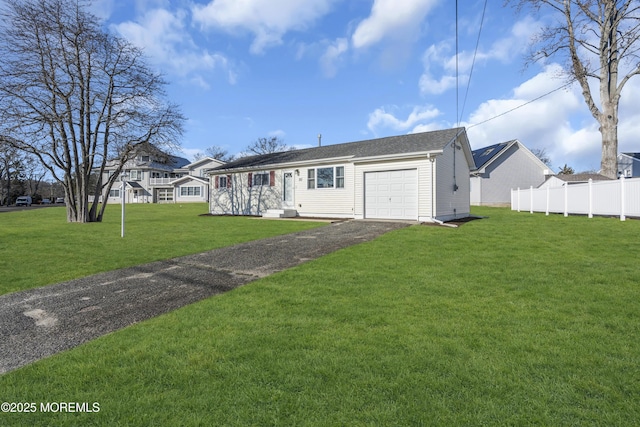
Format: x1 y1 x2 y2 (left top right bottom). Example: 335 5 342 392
436 140 470 219
295 164 353 217
210 172 281 215
473 143 548 206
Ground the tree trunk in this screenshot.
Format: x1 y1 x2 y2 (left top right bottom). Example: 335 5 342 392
599 101 618 179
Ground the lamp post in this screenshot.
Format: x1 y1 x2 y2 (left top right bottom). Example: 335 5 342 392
120 171 128 238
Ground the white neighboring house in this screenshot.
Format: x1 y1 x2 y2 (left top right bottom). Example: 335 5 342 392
470 140 552 206
618 153 640 177
208 128 474 222
537 173 613 189
102 149 224 204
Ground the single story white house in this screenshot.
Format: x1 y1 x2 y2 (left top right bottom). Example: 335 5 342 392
208 127 474 222
470 140 552 206
537 173 613 189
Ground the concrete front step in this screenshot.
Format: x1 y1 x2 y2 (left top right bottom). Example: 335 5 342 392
262 209 298 218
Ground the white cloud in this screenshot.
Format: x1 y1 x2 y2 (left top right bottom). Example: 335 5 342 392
419 73 458 95
192 0 336 54
419 43 460 94
352 0 438 50
367 105 442 135
320 38 349 78
419 17 538 96
464 64 601 171
113 7 235 86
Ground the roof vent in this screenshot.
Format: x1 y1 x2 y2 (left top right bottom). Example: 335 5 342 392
318 133 322 147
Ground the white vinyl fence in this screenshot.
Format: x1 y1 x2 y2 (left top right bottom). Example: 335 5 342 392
511 176 640 221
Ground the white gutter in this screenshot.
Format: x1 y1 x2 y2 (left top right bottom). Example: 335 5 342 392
353 150 443 163
207 155 355 175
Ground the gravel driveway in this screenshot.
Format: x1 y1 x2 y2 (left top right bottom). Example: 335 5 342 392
0 220 410 374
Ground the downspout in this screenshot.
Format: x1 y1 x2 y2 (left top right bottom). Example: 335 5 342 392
428 153 435 221
426 157 456 227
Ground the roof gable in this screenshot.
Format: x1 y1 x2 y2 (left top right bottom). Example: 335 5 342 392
472 140 551 174
472 141 514 169
172 175 209 185
620 152 640 160
211 128 466 172
184 157 225 169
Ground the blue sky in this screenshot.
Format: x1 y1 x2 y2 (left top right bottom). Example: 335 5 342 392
93 0 640 173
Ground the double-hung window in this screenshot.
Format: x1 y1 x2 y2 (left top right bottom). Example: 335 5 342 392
180 186 201 196
109 189 120 198
130 170 143 181
307 170 315 189
307 166 345 189
336 167 345 188
252 172 270 186
219 176 228 188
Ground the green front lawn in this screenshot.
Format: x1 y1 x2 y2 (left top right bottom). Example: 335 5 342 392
0 203 323 295
1 207 639 425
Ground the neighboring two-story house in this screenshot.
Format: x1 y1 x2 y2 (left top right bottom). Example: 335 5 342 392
470 140 551 206
102 147 224 204
618 153 640 178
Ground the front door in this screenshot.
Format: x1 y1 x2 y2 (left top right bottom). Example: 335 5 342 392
283 172 294 208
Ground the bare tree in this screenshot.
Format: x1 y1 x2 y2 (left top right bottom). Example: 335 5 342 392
194 145 233 162
22 155 47 199
246 136 291 155
0 0 184 222
531 147 553 168
0 138 25 205
512 0 640 178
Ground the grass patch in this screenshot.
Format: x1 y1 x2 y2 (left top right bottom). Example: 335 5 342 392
0 204 323 295
1 207 639 425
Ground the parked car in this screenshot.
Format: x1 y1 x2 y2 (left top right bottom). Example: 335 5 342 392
15 196 32 206
42 198 51 204
55 197 65 204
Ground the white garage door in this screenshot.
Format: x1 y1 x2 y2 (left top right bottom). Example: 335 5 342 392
365 169 418 220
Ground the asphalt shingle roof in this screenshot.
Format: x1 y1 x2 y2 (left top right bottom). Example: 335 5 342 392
471 140 514 170
547 173 613 183
148 154 190 170
211 128 465 172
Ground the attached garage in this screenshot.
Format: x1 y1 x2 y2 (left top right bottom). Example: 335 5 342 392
364 169 418 220
209 128 473 222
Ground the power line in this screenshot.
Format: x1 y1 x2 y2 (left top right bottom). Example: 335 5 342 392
467 79 576 129
459 0 488 124
453 1 578 131
455 0 459 127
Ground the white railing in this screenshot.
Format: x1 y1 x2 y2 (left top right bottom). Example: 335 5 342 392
511 176 640 221
149 178 173 185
